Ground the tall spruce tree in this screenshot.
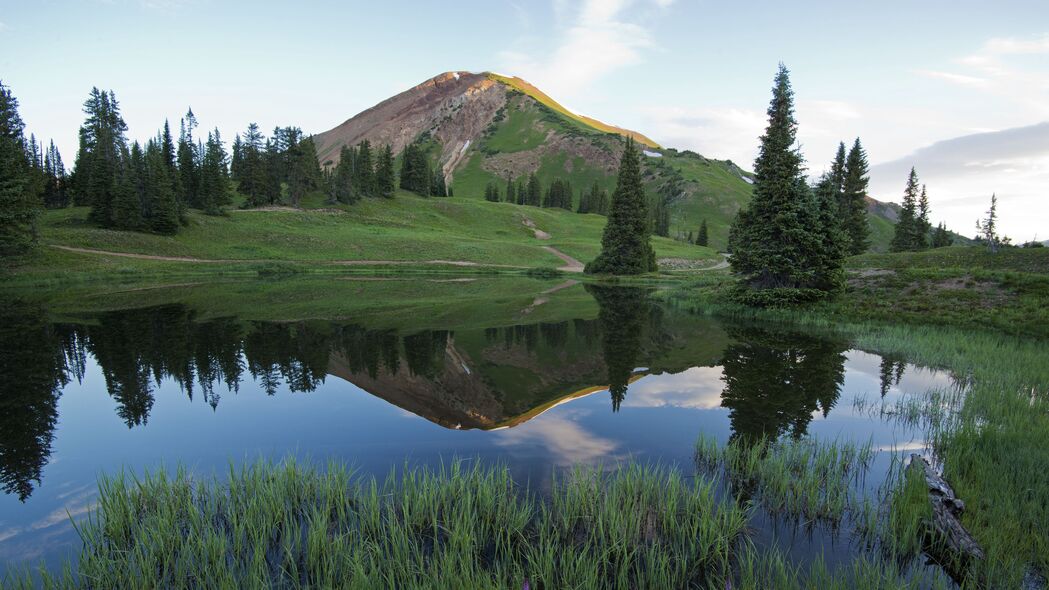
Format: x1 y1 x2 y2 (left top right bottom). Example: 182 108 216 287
145 141 179 235
890 168 921 252
72 88 127 226
728 64 842 301
111 149 143 230
916 185 931 250
0 80 42 255
526 173 541 207
198 128 231 214
975 193 999 253
354 140 375 197
585 138 656 275
238 123 268 206
697 219 709 247
841 138 870 255
177 109 199 209
505 174 515 204
42 140 67 208
375 144 395 198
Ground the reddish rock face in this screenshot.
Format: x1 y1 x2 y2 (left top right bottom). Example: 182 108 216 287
313 72 507 176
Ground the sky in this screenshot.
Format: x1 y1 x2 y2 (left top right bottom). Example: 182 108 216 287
2 0 1047 240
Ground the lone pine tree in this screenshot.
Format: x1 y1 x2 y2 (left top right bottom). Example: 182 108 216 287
585 138 656 275
728 64 844 303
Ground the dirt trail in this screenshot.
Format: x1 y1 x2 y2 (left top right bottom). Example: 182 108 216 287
520 218 584 272
521 279 581 314
541 246 584 272
50 245 528 269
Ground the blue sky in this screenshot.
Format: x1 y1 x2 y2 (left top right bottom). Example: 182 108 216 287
2 0 1047 239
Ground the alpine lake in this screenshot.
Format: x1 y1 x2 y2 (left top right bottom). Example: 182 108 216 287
0 276 961 582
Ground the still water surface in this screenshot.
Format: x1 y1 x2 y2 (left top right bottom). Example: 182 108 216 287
0 279 952 575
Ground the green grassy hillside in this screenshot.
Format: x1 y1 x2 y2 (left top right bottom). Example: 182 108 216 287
6 192 720 285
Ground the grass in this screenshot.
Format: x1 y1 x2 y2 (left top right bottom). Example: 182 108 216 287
7 456 964 589
14 459 751 589
2 196 720 287
671 266 1049 587
695 435 875 522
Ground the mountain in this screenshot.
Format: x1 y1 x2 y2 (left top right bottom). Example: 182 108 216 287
313 71 901 251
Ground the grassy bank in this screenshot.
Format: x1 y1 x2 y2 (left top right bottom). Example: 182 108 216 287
2 194 719 287
670 261 1049 586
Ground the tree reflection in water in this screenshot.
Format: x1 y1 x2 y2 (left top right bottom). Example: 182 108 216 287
719 325 848 444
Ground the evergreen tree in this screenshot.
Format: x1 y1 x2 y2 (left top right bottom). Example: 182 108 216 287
198 128 231 214
238 123 268 206
375 144 395 198
72 88 127 226
230 134 243 181
697 219 709 247
42 140 67 208
505 174 515 204
177 109 199 208
261 138 283 205
516 178 526 205
725 65 822 298
891 168 921 252
917 184 931 250
0 80 42 255
111 149 143 230
728 64 841 302
841 138 870 255
650 194 670 237
332 145 357 204
975 193 1000 253
526 173 541 207
353 140 375 197
484 181 500 202
931 222 952 248
430 168 446 197
145 141 179 235
585 138 656 275
398 142 431 196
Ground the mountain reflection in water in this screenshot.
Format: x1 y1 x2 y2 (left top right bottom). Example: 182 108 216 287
0 280 953 573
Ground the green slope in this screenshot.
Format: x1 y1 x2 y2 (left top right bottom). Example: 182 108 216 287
10 192 720 285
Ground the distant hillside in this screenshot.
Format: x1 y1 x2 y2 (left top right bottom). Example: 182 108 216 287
314 71 905 251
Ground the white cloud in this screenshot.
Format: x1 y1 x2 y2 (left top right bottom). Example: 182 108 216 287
620 367 725 410
916 70 989 87
499 0 670 100
494 410 623 465
870 123 1049 242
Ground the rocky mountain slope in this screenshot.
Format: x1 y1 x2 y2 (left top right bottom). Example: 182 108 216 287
314 71 905 251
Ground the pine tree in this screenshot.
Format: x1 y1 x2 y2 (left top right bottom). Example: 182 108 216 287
484 181 500 202
177 108 199 208
72 88 127 227
145 141 178 235
916 184 931 250
516 178 526 205
198 128 231 214
42 140 67 208
728 64 840 302
841 138 870 255
398 142 431 196
891 168 921 252
526 173 541 207
505 174 515 204
430 168 446 197
697 219 709 247
650 194 670 237
975 193 999 253
585 139 656 275
238 123 267 206
354 140 375 197
111 149 143 230
931 222 952 248
375 144 395 198
0 80 42 255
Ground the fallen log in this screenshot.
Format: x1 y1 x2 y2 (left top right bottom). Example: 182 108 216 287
908 454 984 584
